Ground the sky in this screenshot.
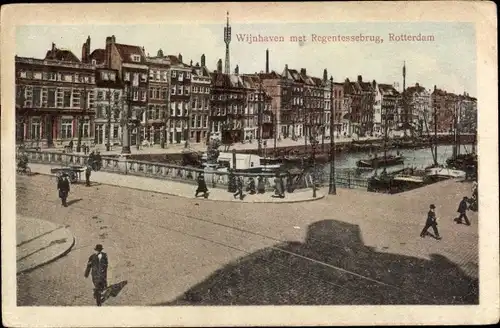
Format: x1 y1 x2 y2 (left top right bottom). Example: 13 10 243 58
16 21 476 96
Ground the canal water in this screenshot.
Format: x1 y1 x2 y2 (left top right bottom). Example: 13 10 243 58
321 144 475 178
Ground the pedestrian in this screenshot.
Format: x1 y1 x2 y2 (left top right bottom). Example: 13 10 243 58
233 176 244 200
420 204 441 239
454 196 471 225
257 176 266 194
95 151 102 171
57 173 70 207
274 174 284 198
246 177 256 194
195 173 209 198
85 164 92 187
84 244 108 306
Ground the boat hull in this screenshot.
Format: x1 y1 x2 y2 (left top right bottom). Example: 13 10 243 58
356 156 404 169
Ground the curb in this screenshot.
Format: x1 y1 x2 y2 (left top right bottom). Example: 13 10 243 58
28 168 326 204
17 235 75 275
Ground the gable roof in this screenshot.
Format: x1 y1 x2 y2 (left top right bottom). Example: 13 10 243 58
378 83 400 96
45 47 80 63
211 72 245 89
89 49 106 65
114 43 146 64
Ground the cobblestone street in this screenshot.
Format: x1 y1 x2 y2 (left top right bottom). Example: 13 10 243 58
16 174 478 306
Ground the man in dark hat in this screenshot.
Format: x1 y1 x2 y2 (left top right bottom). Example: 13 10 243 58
454 196 471 225
195 172 209 198
57 173 71 207
233 176 245 200
84 244 108 306
420 204 441 239
85 163 92 187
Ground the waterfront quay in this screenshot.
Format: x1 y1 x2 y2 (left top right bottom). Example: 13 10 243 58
16 173 478 306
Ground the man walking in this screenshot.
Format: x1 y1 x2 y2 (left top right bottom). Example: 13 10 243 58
195 173 209 198
420 204 441 240
454 196 471 225
84 244 108 306
57 173 70 207
233 176 244 200
85 164 92 187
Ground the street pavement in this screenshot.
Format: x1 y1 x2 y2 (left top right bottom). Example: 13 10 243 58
16 174 478 306
28 163 325 203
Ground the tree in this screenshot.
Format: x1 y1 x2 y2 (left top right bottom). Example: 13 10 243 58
206 139 221 164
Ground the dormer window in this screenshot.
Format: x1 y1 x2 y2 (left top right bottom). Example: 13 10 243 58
132 55 141 62
92 59 97 65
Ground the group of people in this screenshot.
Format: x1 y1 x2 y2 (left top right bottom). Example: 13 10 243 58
194 173 289 200
420 183 478 239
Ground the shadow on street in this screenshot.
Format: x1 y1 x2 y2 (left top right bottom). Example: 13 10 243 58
155 220 478 305
102 280 128 304
66 198 83 207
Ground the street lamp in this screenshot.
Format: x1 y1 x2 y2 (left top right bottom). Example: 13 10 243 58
328 76 337 195
310 134 319 198
121 81 132 154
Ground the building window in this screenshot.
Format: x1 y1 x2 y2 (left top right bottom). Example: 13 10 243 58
172 71 177 78
72 89 80 108
141 90 146 102
178 86 183 95
178 72 184 81
61 119 73 139
113 126 119 139
63 90 71 107
102 72 109 80
132 55 141 62
19 71 27 78
185 87 190 95
133 90 139 101
114 92 120 101
83 121 90 138
171 86 176 95
124 72 130 81
141 73 147 82
97 91 104 100
186 72 191 79
191 115 196 128
149 70 155 80
133 73 139 86
155 71 160 81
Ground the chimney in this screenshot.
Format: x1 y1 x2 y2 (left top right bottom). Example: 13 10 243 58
323 69 327 82
157 49 164 57
416 82 419 87
357 75 362 82
86 36 91 59
105 36 114 67
195 62 199 67
201 54 206 67
217 59 223 72
300 68 306 76
51 42 56 59
234 65 239 75
265 49 269 73
178 53 183 63
81 43 87 63
372 80 376 88
190 60 193 66
434 85 437 91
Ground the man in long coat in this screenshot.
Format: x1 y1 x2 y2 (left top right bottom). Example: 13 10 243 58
420 204 441 239
57 173 70 207
454 196 471 225
195 173 209 198
84 244 108 306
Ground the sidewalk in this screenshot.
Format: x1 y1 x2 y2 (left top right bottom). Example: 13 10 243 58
28 163 325 203
17 216 75 274
40 136 380 157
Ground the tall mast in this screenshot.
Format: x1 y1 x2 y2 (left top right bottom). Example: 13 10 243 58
223 12 231 74
433 91 438 165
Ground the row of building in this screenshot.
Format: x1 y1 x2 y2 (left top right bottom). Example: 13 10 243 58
15 35 477 149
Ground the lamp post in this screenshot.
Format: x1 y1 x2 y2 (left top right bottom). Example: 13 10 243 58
311 134 319 198
328 76 337 195
76 85 87 153
106 89 112 151
121 81 132 154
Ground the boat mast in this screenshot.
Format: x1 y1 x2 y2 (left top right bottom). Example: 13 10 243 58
433 90 438 166
453 100 458 159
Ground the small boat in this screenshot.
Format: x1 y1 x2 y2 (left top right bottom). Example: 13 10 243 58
356 155 404 169
425 167 466 180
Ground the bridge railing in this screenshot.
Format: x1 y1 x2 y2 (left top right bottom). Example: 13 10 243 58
20 150 370 192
